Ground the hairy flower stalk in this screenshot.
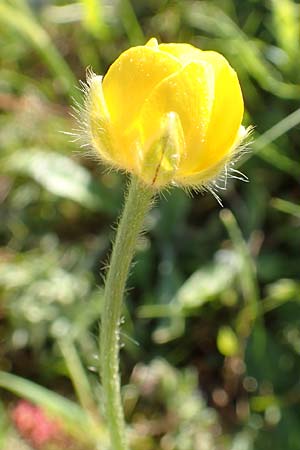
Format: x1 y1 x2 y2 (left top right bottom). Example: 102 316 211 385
81 38 246 449
100 177 153 450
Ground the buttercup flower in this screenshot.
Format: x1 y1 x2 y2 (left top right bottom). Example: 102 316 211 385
84 38 246 189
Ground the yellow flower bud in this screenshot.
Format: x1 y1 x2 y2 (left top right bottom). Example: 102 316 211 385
83 38 247 190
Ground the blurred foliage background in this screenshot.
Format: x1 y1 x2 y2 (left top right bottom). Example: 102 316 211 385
1 0 300 449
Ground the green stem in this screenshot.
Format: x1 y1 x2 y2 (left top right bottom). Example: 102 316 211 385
99 176 154 450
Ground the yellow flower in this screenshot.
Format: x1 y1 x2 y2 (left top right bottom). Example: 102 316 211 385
84 38 246 189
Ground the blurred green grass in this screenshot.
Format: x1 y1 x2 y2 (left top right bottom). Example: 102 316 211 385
1 0 300 449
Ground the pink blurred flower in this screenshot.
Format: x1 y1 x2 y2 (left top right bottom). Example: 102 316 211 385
11 400 65 449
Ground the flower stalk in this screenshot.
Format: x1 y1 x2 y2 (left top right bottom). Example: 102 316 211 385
99 175 154 450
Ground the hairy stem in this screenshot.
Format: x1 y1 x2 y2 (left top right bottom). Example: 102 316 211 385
99 176 154 450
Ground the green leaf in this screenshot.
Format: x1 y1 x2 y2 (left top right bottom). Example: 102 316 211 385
4 149 115 213
175 250 239 309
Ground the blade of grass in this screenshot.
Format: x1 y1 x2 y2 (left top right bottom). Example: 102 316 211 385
0 371 107 443
257 143 300 179
270 0 299 63
253 108 300 152
119 0 145 45
0 1 78 100
241 108 300 179
220 209 264 354
185 2 300 99
81 0 110 39
271 198 300 218
58 338 101 421
220 210 259 317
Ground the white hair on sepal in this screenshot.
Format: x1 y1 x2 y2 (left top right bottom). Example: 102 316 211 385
211 125 253 203
64 69 121 172
224 164 228 190
64 82 92 151
207 185 224 206
229 168 249 182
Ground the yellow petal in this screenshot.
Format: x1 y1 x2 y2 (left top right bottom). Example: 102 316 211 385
159 42 204 65
159 46 243 174
146 37 159 48
178 125 248 187
180 52 244 176
102 45 181 133
138 61 215 173
199 52 244 164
